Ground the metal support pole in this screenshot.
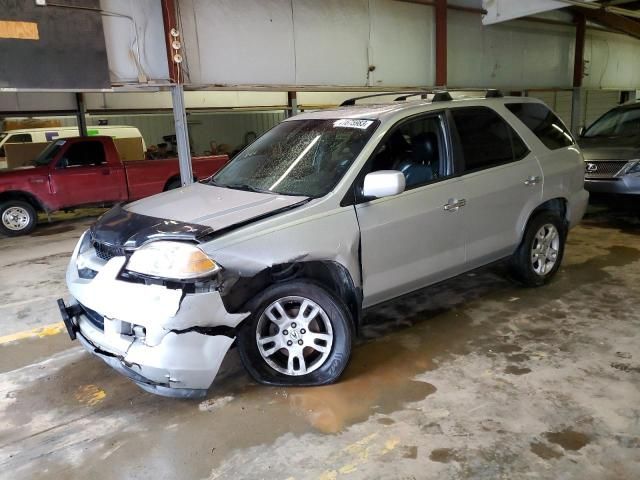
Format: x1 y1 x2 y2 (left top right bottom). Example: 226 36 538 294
435 0 447 88
75 92 88 136
287 91 298 118
571 87 584 136
571 13 586 135
171 84 193 187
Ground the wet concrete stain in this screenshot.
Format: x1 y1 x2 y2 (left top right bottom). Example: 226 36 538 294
429 447 460 463
507 353 530 362
489 344 522 354
530 441 564 460
421 422 444 435
611 362 640 373
377 417 395 426
504 365 531 375
402 445 418 459
544 429 591 451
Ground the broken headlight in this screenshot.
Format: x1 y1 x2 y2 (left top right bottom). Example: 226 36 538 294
126 241 220 281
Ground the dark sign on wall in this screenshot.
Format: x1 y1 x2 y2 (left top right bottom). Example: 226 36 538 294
0 0 110 90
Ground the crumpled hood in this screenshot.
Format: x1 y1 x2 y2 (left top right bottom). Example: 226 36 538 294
126 182 308 228
91 183 309 248
578 136 640 161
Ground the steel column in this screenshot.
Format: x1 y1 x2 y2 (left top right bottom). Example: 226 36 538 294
162 0 193 186
435 0 447 87
171 84 193 187
287 91 298 118
75 92 88 137
571 13 586 134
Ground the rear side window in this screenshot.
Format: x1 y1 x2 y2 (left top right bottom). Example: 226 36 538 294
6 133 32 143
506 102 574 150
451 107 529 172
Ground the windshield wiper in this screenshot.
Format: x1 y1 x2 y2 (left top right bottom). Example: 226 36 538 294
219 182 275 194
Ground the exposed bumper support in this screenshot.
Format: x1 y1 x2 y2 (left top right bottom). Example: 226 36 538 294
62 241 249 397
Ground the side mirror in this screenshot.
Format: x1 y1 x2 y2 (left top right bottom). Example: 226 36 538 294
362 170 406 199
578 127 585 137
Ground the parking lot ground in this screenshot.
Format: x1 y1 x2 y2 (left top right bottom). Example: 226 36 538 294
0 206 639 479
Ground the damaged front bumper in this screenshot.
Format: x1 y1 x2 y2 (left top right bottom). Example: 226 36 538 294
60 234 248 398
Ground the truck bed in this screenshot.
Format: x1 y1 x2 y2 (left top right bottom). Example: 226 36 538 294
124 155 229 201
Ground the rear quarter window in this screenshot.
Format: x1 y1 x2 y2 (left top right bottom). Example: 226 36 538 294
450 106 529 173
506 103 574 150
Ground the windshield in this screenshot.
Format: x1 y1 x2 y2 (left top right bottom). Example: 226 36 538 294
583 107 640 138
211 118 379 197
33 140 65 166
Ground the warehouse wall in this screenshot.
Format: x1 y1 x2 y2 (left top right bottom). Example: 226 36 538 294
125 0 637 90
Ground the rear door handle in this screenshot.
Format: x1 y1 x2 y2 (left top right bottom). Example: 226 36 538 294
443 198 466 212
524 175 541 186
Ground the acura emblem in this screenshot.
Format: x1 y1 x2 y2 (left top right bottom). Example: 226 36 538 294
586 163 598 172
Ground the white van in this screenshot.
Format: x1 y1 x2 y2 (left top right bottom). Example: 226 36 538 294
0 125 146 157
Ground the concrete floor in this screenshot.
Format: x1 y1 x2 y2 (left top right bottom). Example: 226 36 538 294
0 206 639 479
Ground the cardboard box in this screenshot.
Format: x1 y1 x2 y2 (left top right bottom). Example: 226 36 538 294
3 118 62 130
114 137 145 162
4 142 49 169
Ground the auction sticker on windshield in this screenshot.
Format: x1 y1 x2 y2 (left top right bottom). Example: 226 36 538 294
333 119 374 129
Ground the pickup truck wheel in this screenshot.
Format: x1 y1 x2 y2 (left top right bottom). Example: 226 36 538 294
510 211 566 287
165 179 181 191
237 281 353 386
0 200 37 236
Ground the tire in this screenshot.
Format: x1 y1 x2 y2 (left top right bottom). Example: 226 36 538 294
165 179 181 191
510 211 566 287
0 200 37 236
237 280 353 386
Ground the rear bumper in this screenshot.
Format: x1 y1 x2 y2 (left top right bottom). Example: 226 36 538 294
568 188 589 228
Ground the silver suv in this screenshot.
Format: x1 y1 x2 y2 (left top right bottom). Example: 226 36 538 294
58 91 588 398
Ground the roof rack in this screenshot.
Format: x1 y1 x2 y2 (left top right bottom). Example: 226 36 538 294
340 91 429 106
394 92 429 101
432 91 453 102
340 88 506 106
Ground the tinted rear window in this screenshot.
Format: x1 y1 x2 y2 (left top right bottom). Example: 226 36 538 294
506 103 574 150
451 107 529 172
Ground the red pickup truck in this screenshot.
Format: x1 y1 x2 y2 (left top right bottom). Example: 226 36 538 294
0 136 228 236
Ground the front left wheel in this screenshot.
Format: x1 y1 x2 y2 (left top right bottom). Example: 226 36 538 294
237 281 353 386
0 200 37 236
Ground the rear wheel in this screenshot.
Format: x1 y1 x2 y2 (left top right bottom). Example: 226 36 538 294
510 211 566 287
237 281 353 386
0 200 37 236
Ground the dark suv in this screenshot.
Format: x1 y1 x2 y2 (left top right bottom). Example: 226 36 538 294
579 101 640 196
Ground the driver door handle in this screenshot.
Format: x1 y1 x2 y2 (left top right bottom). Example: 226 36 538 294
443 198 466 212
101 168 111 175
524 175 541 186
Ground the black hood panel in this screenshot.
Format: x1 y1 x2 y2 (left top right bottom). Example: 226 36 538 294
89 198 309 250
90 205 213 249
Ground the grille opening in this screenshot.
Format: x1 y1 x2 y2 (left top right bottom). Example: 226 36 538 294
584 161 627 179
93 241 126 261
